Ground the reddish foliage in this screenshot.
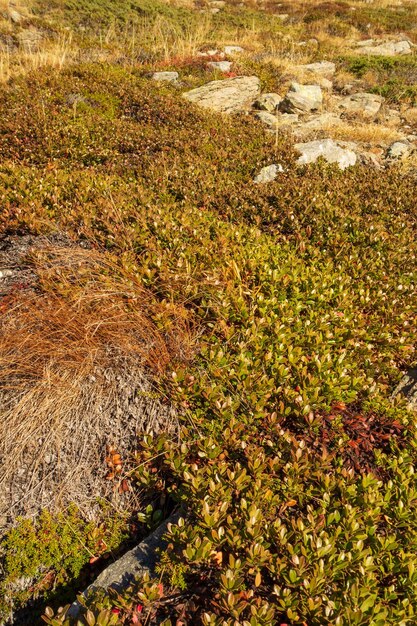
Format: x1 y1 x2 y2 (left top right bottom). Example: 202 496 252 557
308 404 405 477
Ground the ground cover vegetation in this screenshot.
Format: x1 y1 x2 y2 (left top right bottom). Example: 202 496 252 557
0 0 417 624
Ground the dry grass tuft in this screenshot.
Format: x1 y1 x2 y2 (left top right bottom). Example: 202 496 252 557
0 243 193 527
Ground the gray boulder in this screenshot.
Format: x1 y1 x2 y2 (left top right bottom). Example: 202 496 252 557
295 138 357 170
152 71 179 83
254 163 284 183
356 39 412 56
183 76 261 113
392 370 417 411
208 61 232 72
280 83 323 114
339 92 384 120
67 512 181 618
254 92 282 112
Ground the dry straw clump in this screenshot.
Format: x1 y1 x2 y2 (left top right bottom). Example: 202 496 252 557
0 241 193 528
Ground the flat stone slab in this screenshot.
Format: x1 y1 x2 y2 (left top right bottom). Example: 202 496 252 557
152 71 179 83
355 40 412 56
67 511 181 618
183 76 261 113
295 138 357 170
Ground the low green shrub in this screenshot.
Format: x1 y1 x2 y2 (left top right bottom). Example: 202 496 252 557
0 506 129 622
0 62 415 623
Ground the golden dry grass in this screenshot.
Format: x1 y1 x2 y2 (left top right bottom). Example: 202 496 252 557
0 244 193 524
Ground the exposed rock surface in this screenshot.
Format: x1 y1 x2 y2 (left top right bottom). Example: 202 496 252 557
152 71 179 83
256 110 278 130
254 92 282 112
254 163 284 183
224 45 244 55
183 76 261 113
387 140 412 159
392 370 417 411
208 60 232 72
338 92 384 120
295 138 357 169
67 512 181 618
355 39 412 56
280 83 323 114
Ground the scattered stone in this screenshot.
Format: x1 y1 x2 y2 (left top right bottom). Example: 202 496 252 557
280 83 323 114
67 512 182 619
256 111 278 130
208 61 232 72
197 49 220 57
387 140 412 159
338 92 384 120
275 13 289 21
392 370 417 411
356 39 412 56
152 71 179 83
254 163 284 183
224 45 244 55
254 92 282 112
295 138 357 169
297 61 336 78
183 76 261 114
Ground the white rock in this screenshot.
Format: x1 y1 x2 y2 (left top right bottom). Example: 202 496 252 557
152 71 179 83
197 49 221 57
208 61 232 72
254 164 284 183
295 139 357 170
224 45 244 55
183 76 261 113
356 40 412 56
387 141 412 159
280 83 323 114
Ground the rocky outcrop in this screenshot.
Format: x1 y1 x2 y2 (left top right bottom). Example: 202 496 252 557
295 139 357 170
355 39 412 56
338 92 384 121
183 76 261 113
280 83 323 114
254 92 282 112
